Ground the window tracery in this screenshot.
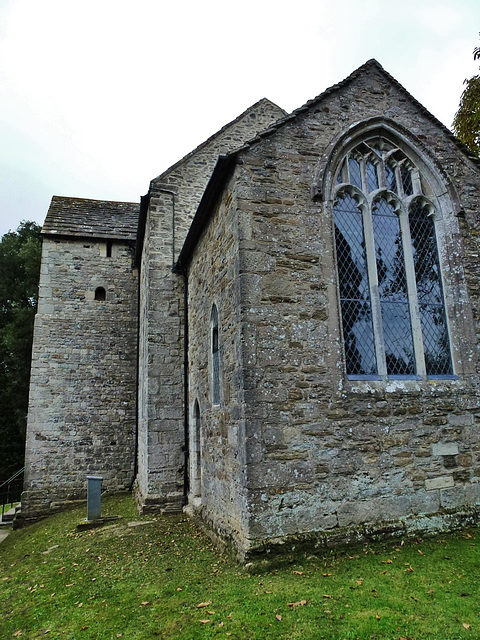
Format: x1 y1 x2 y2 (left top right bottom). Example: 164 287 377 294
333 137 453 379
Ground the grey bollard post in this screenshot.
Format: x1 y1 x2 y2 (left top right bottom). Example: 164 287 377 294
86 475 103 520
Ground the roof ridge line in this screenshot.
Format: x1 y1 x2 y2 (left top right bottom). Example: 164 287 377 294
150 98 287 185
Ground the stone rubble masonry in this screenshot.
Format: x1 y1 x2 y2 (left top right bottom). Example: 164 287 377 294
24 61 480 557
182 62 480 557
135 98 286 513
187 175 250 551
23 236 138 517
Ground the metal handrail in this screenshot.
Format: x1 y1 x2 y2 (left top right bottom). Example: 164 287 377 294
0 467 25 491
1 468 24 521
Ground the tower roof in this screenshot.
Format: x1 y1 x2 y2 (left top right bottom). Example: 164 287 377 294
43 196 139 240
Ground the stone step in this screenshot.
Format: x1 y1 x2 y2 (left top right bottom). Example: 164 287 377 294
1 504 20 523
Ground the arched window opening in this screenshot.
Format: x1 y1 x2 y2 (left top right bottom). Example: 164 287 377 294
189 400 202 499
333 136 453 380
211 304 220 405
94 286 106 301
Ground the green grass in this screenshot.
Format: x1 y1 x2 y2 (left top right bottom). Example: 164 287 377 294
1 494 479 639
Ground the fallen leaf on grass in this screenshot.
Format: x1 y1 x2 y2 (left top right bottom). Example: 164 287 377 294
14 632 22 637
380 570 388 575
322 573 332 577
404 566 414 573
199 619 211 624
381 560 393 564
287 600 307 607
219 622 224 628
196 601 212 608
206 610 215 615
323 594 333 599
463 623 471 630
276 614 282 621
356 580 363 586
140 601 150 606
376 615 381 620
81 627 88 631
293 571 303 575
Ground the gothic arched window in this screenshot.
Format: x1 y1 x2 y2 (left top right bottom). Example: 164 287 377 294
333 138 453 380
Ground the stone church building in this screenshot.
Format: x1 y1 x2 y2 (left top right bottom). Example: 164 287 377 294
23 60 480 558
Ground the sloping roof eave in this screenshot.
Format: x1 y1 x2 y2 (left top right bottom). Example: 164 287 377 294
174 153 238 273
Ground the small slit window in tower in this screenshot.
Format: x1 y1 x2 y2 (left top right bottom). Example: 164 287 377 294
94 287 106 301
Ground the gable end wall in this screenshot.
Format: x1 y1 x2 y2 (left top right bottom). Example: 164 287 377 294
233 65 480 554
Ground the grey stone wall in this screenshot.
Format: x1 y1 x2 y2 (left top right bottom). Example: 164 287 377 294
187 176 250 551
233 63 480 552
183 62 480 557
23 236 138 517
135 100 286 512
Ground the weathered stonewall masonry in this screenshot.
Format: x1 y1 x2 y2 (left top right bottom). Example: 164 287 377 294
24 60 480 559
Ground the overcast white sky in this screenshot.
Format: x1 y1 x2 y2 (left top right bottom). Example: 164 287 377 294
0 0 479 237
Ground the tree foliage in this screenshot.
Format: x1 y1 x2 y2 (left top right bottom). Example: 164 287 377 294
453 39 480 157
0 221 41 482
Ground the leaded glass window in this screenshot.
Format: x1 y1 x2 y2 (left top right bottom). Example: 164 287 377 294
409 200 452 376
333 137 453 379
366 161 379 192
372 197 415 375
385 162 397 192
334 193 377 375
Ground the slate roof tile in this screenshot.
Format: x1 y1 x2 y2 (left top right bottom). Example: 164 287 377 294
43 196 139 240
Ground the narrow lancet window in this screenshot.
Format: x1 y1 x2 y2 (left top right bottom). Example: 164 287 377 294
211 304 220 404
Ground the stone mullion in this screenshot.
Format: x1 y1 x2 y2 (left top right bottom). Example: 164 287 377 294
400 209 426 377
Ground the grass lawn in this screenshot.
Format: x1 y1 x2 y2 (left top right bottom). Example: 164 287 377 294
0 493 479 639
